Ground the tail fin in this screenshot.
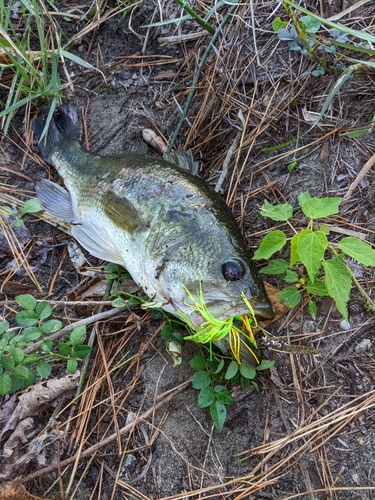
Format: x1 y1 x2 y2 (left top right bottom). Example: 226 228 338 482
32 105 81 163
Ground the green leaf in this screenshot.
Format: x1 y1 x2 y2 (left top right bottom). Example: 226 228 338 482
240 376 250 391
253 230 287 260
306 278 328 296
112 297 126 307
35 301 53 320
346 128 371 138
214 358 225 374
272 17 288 31
300 15 321 33
58 343 72 356
42 319 62 333
198 386 215 408
338 237 375 266
190 354 206 371
308 300 318 319
67 358 78 374
225 360 239 380
0 205 14 217
23 354 44 365
301 197 342 219
297 230 328 281
13 219 24 227
192 371 211 390
15 310 38 327
72 345 92 358
297 191 311 207
285 269 299 283
279 287 302 308
12 365 32 381
290 233 300 266
23 369 36 388
24 328 42 341
11 375 24 393
69 325 87 345
0 322 10 335
256 359 276 370
260 200 293 221
11 347 25 364
15 294 36 311
0 373 12 395
161 325 174 339
0 355 15 370
210 400 227 432
41 340 52 352
36 362 51 378
260 259 289 275
239 363 256 380
214 385 234 405
19 198 42 215
322 257 352 320
320 224 330 235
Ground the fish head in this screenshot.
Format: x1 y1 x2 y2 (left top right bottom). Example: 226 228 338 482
147 205 274 328
180 253 275 328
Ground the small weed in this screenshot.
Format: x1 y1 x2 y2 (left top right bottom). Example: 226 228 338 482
0 198 42 227
253 191 375 319
0 294 92 395
190 353 274 432
273 0 375 77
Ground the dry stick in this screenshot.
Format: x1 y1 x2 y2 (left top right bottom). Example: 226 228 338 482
214 129 242 192
20 380 190 484
24 306 128 354
344 150 375 200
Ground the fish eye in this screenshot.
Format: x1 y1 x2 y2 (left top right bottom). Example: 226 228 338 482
221 260 245 281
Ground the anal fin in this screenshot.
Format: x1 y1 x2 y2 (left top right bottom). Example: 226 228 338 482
36 179 79 223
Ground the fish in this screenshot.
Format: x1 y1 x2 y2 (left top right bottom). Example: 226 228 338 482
33 105 274 364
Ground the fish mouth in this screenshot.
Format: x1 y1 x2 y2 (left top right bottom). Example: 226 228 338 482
178 285 274 329
205 299 274 323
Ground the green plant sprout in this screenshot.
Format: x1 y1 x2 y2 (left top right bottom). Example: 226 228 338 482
0 198 42 227
0 294 92 395
190 352 274 431
253 191 375 320
273 1 375 77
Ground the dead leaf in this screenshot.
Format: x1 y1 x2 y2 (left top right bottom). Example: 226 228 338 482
0 480 56 499
260 282 290 328
0 281 34 294
142 129 167 155
320 142 330 164
0 372 80 439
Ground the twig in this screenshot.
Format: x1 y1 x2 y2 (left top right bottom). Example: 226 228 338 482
24 306 128 354
344 150 375 200
214 129 242 192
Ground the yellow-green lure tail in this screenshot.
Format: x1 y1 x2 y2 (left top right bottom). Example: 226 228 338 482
178 285 261 365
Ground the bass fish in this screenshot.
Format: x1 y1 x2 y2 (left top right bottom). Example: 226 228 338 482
33 106 273 364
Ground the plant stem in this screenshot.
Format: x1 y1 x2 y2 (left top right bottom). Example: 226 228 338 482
167 3 237 152
173 0 215 35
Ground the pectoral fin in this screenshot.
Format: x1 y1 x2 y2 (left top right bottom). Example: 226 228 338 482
102 190 147 236
72 224 124 265
36 179 80 223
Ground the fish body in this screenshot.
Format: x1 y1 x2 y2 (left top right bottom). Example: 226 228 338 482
33 106 273 359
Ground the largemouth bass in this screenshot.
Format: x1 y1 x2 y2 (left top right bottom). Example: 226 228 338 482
33 105 273 364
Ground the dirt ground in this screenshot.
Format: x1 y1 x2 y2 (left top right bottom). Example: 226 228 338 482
1 0 375 499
